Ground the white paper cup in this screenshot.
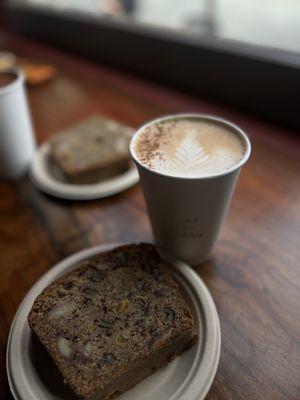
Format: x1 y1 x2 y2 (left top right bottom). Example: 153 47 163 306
0 69 35 179
130 113 251 266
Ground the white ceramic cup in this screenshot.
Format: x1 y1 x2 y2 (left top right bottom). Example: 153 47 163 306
130 113 251 266
0 69 35 179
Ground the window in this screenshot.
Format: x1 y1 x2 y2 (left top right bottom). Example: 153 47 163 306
5 0 300 128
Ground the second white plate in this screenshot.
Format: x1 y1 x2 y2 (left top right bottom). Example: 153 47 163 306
30 143 139 200
7 243 221 400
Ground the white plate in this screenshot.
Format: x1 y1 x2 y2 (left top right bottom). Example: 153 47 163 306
30 143 139 200
6 243 221 400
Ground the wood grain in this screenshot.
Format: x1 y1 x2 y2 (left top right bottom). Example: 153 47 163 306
1 34 300 400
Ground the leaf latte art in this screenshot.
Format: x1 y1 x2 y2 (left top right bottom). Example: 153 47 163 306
133 118 245 178
170 130 214 175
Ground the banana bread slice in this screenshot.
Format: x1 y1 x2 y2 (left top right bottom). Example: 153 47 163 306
50 115 133 184
28 244 197 400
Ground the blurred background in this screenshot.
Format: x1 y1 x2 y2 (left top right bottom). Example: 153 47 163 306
1 0 299 129
10 0 300 53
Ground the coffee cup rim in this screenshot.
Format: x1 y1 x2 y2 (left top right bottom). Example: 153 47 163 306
0 68 24 96
130 113 251 180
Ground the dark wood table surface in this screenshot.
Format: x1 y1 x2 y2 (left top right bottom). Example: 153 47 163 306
1 34 300 400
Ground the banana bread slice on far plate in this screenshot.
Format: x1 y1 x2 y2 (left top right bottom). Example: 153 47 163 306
28 243 197 400
50 115 133 184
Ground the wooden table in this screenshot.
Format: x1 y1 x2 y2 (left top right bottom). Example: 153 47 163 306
1 35 300 400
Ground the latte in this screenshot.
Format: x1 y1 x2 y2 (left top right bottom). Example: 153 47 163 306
132 117 245 178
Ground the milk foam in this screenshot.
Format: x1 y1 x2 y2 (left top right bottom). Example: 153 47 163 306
133 118 245 177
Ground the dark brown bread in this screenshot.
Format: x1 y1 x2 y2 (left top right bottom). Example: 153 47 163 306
28 244 196 400
50 115 133 184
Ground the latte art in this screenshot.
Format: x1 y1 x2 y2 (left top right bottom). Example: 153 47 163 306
167 129 213 174
133 118 245 177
